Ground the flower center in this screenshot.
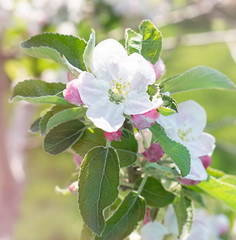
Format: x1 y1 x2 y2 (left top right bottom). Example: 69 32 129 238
108 78 131 104
177 123 193 142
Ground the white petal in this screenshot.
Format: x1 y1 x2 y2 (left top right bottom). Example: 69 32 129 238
90 39 127 81
140 221 168 240
78 72 109 107
86 99 125 132
164 205 179 235
124 91 157 115
175 100 207 137
187 132 216 157
184 157 208 181
119 53 156 93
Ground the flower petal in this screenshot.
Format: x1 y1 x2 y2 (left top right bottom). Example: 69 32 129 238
78 71 109 107
175 100 207 138
86 99 125 132
104 129 122 142
119 53 156 93
187 132 215 157
124 91 158 115
184 157 208 181
90 39 127 81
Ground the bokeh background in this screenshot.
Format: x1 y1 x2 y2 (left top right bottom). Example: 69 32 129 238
0 0 236 239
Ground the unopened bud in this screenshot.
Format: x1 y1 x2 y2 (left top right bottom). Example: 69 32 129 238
104 129 122 142
63 79 83 105
142 142 163 162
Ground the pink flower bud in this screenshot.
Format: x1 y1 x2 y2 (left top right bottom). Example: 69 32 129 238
142 209 151 226
73 154 83 168
69 181 78 195
132 109 160 129
67 72 76 82
104 129 122 142
152 58 165 80
178 178 201 186
200 155 212 169
63 79 83 105
142 142 164 162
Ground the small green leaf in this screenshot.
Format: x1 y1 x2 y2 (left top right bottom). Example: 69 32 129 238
72 129 138 167
198 176 236 212
30 117 42 133
83 30 95 72
40 111 54 135
21 33 86 71
161 66 236 93
161 95 178 112
139 20 162 64
125 28 142 55
46 107 86 133
149 123 191 177
43 119 86 155
158 107 176 116
173 193 193 240
79 147 120 236
135 177 175 208
111 130 138 167
11 80 71 105
95 191 146 240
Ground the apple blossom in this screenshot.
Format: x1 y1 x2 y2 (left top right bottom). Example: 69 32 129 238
63 79 83 105
142 142 164 162
78 39 162 132
104 129 122 142
153 58 166 80
132 109 160 129
157 100 215 181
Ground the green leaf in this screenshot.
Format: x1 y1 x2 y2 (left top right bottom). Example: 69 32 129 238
161 95 178 112
20 33 86 71
182 188 205 207
95 191 146 240
40 111 54 135
149 123 191 177
220 175 236 186
198 176 236 212
125 28 142 55
72 129 138 167
79 146 120 236
111 130 138 167
30 117 42 133
173 193 193 240
139 20 162 64
83 30 95 72
161 66 236 93
46 107 86 133
158 107 176 116
207 167 225 178
10 80 71 105
135 177 175 208
72 128 106 157
43 119 86 155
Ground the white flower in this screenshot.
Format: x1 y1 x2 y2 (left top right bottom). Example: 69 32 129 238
78 39 162 132
157 100 215 180
140 221 168 240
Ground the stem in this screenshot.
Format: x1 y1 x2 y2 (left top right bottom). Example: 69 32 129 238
137 173 148 195
106 140 111 148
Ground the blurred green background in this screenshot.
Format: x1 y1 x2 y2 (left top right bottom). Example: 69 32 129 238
0 0 235 239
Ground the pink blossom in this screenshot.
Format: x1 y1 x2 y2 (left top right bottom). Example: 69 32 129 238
150 58 165 80
104 129 122 142
132 109 160 129
73 154 83 168
142 142 164 162
142 209 151 226
69 181 78 195
63 79 83 105
200 155 212 169
178 178 201 186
